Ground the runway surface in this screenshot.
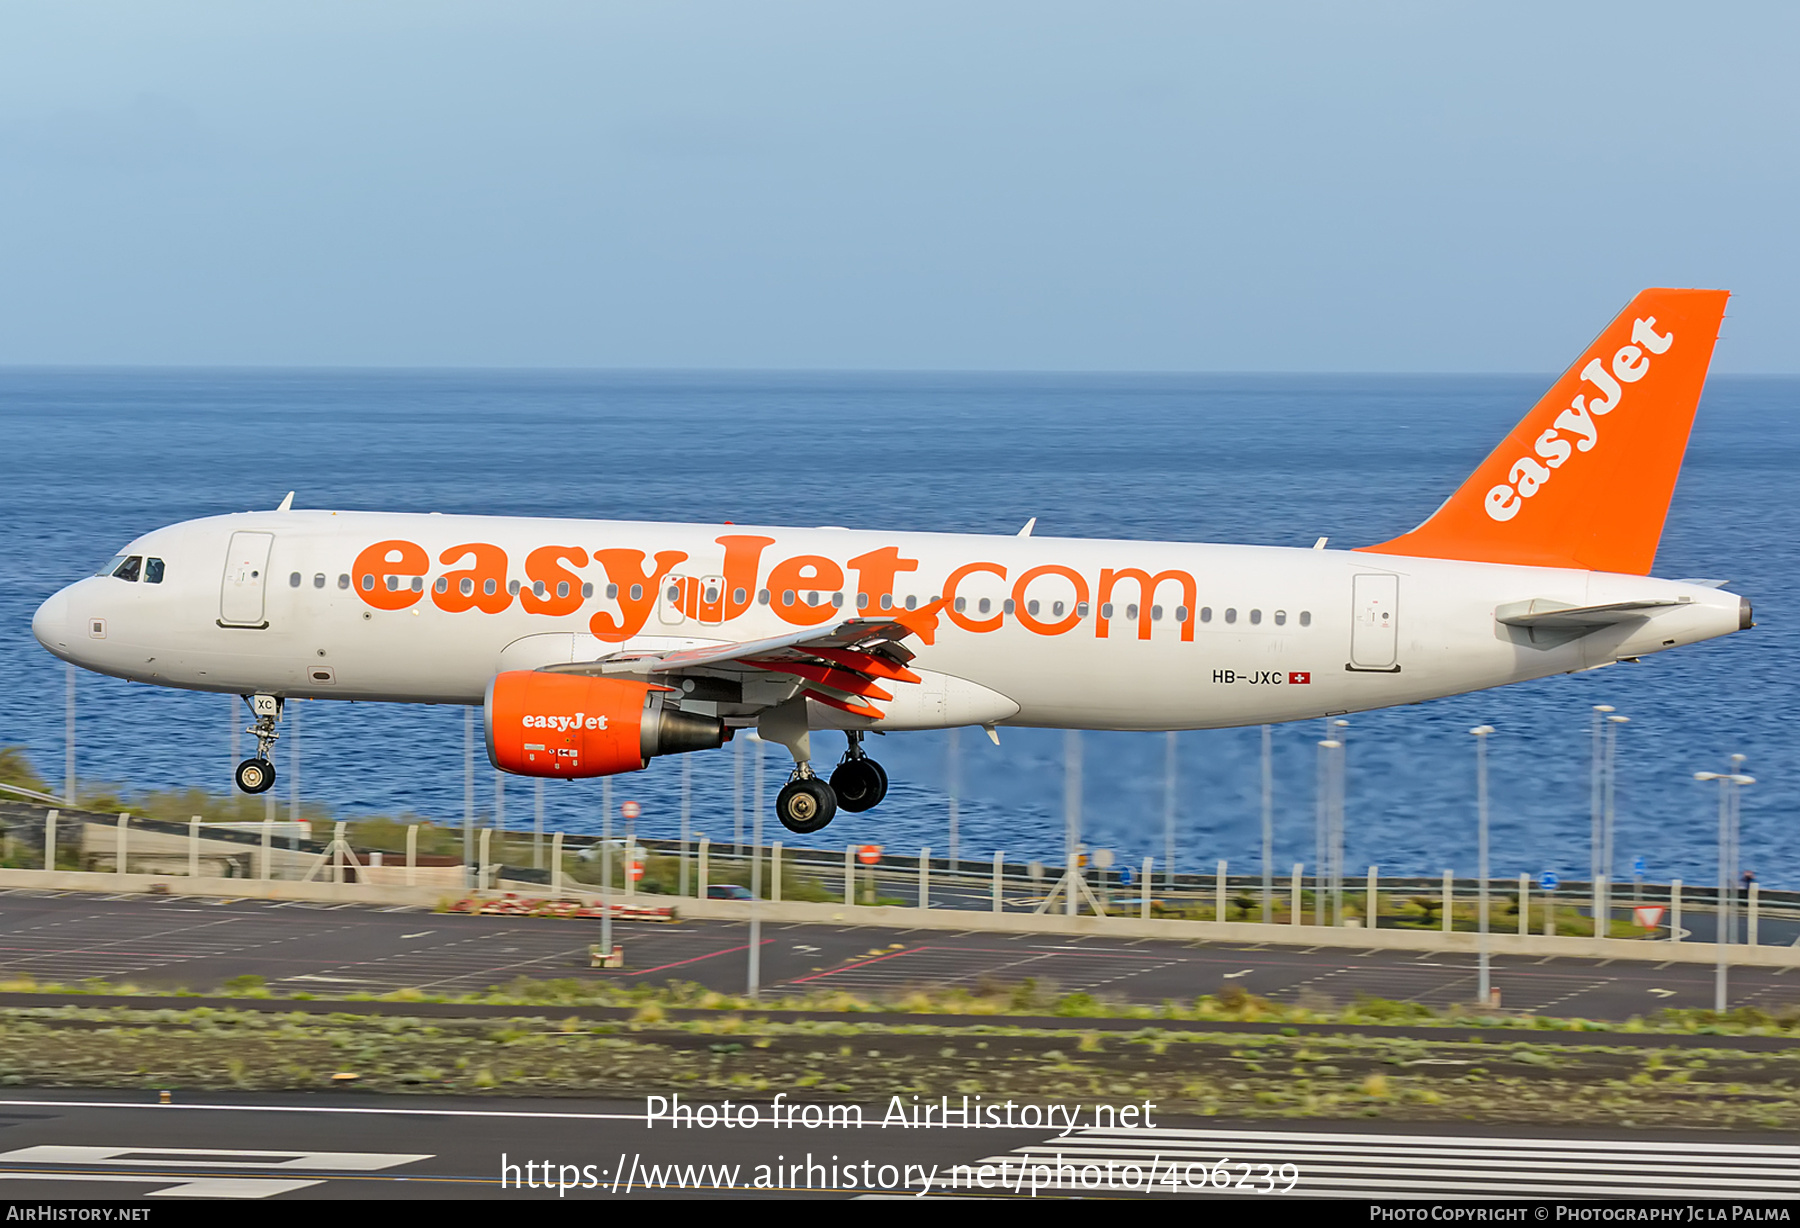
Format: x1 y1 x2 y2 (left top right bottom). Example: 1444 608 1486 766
0 887 1796 1019
0 1092 1789 1199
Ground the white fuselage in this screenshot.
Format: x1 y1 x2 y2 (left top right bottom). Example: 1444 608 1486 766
32 510 1745 734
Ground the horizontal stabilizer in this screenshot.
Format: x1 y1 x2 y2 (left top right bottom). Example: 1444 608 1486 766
1494 597 1687 628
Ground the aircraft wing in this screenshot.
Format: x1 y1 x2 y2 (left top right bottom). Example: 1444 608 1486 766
545 600 948 720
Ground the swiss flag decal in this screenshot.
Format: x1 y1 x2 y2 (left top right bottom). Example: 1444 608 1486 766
1288 671 1311 685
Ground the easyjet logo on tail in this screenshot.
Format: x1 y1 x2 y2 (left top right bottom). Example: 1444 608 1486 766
1360 287 1729 576
1484 317 1675 523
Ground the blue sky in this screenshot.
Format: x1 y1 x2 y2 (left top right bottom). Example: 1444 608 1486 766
1 2 1795 371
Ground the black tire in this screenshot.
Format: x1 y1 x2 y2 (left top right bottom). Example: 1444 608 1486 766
831 758 888 813
776 778 838 834
235 757 276 795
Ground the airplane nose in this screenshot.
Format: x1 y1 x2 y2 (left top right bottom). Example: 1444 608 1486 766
32 587 72 657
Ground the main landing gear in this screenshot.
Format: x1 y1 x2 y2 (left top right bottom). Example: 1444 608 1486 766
234 694 281 795
830 731 888 813
774 732 890 835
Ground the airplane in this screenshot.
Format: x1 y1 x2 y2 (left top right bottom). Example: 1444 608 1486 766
31 288 1748 835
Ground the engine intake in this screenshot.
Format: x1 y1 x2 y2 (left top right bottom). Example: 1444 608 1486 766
484 671 728 778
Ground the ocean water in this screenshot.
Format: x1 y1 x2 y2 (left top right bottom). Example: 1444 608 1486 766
0 369 1794 887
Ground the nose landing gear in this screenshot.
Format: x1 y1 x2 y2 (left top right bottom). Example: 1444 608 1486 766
830 731 888 813
775 765 837 834
235 693 281 795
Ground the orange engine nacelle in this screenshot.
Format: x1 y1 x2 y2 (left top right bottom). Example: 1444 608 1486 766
483 671 728 779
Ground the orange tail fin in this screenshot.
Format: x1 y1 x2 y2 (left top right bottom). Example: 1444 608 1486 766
1359 288 1729 575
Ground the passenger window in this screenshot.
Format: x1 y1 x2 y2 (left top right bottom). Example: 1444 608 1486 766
782 589 795 605
954 597 967 613
1250 609 1262 625
1027 600 1040 616
758 589 771 605
607 584 620 599
879 594 893 610
582 583 594 599
337 574 350 590
434 577 449 594
361 574 375 591
1274 610 1287 626
735 587 748 605
557 581 570 599
1151 604 1163 621
665 584 678 602
856 593 869 609
905 595 917 610
1101 602 1113 619
1125 603 1138 620
1225 608 1237 624
312 573 325 589
483 578 497 596
1175 605 1188 621
832 593 845 608
806 591 821 606
538 581 551 598
113 556 142 582
1300 610 1312 627
1050 600 1064 617
977 598 991 615
629 584 641 602
1200 607 1212 622
289 572 302 588
461 578 476 597
410 576 423 592
509 580 521 596
1076 602 1089 617
145 558 166 584
1002 599 1014 615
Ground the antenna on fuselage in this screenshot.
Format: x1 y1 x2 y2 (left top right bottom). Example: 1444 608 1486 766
276 492 295 512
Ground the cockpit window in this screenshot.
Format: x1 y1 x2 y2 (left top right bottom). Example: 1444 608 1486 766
144 558 165 584
95 555 128 578
111 556 143 582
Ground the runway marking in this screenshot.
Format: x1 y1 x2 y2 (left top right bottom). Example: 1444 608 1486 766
0 1144 432 1199
977 1126 1800 1198
401 931 435 940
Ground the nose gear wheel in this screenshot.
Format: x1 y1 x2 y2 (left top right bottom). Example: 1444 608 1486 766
776 777 838 834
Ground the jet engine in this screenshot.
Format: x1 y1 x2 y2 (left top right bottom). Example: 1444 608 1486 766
483 671 728 778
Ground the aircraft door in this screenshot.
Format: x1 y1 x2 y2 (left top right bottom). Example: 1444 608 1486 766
220 532 275 627
1349 573 1399 670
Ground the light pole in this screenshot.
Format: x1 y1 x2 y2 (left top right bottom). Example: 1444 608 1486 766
1600 713 1628 937
678 752 692 897
601 775 613 961
748 733 766 998
1695 763 1754 1014
1260 725 1273 923
1064 730 1082 918
1590 705 1612 903
948 726 961 876
1330 720 1347 926
1162 730 1177 891
64 664 76 808
534 778 545 872
1314 735 1329 926
463 707 475 887
1471 725 1495 1006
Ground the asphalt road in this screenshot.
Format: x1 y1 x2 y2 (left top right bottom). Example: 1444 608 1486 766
0 887 1795 1019
0 1091 1792 1199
